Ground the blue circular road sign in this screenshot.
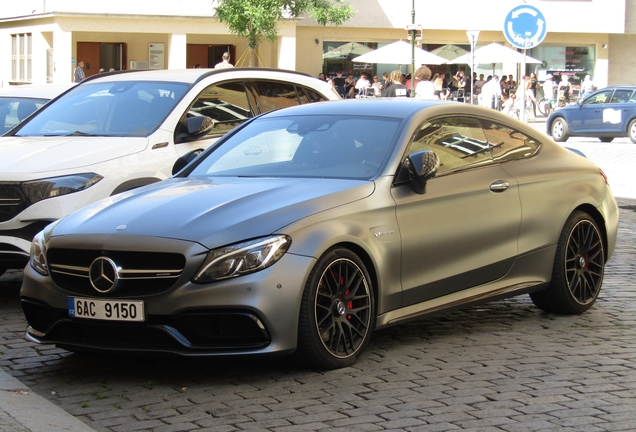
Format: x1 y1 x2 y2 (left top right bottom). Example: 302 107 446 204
504 5 547 49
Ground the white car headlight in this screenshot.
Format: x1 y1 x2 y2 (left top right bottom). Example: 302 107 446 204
21 173 103 205
29 220 60 276
193 235 291 283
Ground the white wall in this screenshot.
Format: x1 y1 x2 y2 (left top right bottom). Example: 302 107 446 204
0 0 217 18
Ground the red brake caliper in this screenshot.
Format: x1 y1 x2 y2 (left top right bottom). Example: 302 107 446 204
341 276 353 320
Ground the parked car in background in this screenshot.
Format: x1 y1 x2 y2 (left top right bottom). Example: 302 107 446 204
0 84 74 135
21 99 618 369
547 85 636 143
0 68 340 278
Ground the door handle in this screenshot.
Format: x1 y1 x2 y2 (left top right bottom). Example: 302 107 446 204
490 180 510 192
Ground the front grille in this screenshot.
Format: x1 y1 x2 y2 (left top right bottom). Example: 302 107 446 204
22 298 271 352
0 182 28 222
47 248 186 297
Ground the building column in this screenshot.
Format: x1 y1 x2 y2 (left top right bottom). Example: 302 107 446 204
52 26 73 83
277 22 297 70
168 33 187 69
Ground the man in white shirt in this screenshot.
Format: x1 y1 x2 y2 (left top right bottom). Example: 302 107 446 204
474 74 486 95
542 75 555 100
480 75 502 110
214 52 234 69
355 74 371 90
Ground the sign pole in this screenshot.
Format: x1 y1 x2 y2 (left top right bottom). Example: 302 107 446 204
503 5 547 121
466 30 480 105
521 50 527 123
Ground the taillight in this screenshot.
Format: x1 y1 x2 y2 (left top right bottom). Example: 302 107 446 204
599 169 609 185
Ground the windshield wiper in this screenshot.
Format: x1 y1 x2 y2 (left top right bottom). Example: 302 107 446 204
39 130 91 137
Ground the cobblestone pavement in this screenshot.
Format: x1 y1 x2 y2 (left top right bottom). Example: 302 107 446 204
1 147 635 431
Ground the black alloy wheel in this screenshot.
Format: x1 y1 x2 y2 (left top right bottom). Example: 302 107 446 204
530 211 605 314
296 248 374 369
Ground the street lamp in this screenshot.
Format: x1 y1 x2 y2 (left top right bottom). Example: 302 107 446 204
466 30 480 104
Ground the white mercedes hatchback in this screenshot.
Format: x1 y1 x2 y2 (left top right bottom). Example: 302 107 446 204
0 68 339 276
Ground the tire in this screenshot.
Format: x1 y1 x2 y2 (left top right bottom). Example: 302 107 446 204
530 211 605 315
296 247 375 369
550 117 570 142
598 137 614 143
628 119 636 143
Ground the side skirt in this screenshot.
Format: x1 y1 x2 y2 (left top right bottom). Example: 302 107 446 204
376 245 556 329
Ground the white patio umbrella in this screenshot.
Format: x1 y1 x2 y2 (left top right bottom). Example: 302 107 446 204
446 42 542 68
430 44 468 61
323 42 373 59
352 40 447 66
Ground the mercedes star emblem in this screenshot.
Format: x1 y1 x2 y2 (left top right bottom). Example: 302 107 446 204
89 257 121 293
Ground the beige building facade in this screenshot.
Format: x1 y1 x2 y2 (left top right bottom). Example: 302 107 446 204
1 0 634 90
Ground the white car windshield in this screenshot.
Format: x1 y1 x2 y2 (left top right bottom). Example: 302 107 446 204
16 81 190 137
189 115 401 180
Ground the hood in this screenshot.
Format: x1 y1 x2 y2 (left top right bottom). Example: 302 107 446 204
0 136 148 175
54 177 375 249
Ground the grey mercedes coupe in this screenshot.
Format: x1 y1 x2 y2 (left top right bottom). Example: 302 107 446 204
21 99 618 369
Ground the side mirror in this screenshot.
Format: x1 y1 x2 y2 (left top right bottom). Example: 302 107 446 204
406 150 440 194
186 116 215 138
172 148 204 175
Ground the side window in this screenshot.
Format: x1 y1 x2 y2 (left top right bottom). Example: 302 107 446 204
185 81 253 138
480 120 541 163
609 89 633 104
407 116 491 175
582 90 612 105
300 87 329 103
251 81 300 113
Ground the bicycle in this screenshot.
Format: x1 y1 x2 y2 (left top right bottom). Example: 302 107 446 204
537 96 556 116
537 87 558 116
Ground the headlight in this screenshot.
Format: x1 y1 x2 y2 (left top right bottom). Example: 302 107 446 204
29 220 60 276
21 173 103 204
193 235 291 283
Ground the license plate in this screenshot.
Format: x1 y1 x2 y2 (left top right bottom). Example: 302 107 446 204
68 297 145 322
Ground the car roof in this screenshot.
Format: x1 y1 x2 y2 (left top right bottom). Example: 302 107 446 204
591 85 636 92
0 83 75 99
263 98 443 119
260 98 547 140
261 98 534 123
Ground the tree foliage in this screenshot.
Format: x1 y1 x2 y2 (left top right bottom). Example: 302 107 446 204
213 0 355 65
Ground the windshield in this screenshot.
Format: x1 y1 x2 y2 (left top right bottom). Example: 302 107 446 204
189 115 400 180
16 81 190 137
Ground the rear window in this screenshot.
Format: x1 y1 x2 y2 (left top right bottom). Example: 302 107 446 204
0 97 48 135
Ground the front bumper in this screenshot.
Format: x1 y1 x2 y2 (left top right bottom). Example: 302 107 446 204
20 246 315 357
